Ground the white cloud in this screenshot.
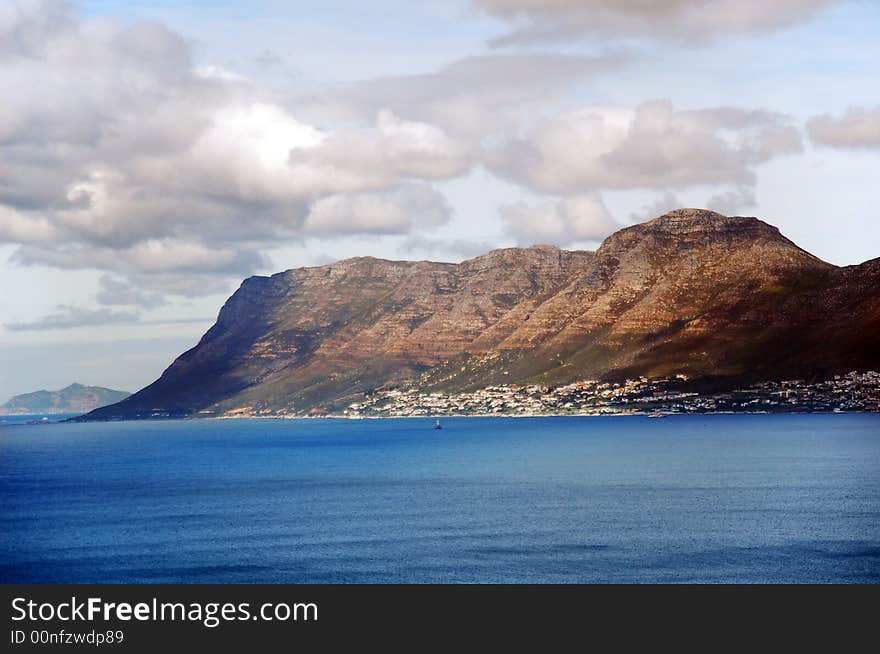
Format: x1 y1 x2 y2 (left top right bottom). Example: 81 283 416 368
12 239 270 275
475 0 846 46
303 185 451 236
0 1 827 314
807 107 880 149
500 194 619 246
288 110 472 194
706 187 757 215
5 305 140 332
487 100 802 195
304 52 629 139
96 276 169 310
0 205 62 243
398 235 497 260
0 2 471 300
629 192 685 223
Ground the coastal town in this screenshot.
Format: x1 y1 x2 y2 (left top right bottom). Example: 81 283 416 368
338 371 880 418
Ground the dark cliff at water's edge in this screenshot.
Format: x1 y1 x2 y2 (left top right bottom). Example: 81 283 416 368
80 209 880 420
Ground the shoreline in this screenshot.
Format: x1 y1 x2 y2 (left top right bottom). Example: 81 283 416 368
210 409 876 420
51 409 879 425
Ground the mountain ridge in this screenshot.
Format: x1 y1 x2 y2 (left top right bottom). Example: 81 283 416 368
81 209 880 420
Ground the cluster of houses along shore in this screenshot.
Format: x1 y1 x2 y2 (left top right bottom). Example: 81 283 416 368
338 371 880 418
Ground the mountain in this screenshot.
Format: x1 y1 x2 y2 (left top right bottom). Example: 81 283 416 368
1 383 130 415
82 209 880 420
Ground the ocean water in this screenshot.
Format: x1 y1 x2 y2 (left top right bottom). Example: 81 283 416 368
1 414 878 583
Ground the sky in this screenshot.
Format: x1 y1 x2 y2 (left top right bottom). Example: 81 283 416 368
0 0 878 401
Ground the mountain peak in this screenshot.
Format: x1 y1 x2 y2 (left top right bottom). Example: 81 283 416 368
596 207 794 259
645 208 778 235
652 207 727 222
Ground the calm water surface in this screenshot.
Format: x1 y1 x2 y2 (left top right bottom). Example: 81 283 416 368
1 414 878 583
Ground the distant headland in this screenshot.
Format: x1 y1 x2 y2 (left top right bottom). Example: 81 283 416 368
1 383 130 415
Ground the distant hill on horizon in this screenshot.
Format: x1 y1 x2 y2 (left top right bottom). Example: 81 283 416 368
0 383 131 415
81 208 880 421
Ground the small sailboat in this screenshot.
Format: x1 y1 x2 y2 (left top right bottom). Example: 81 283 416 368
434 419 442 430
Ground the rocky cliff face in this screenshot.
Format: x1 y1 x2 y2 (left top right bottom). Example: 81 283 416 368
83 209 880 419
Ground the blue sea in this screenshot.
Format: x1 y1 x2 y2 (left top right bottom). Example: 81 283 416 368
1 414 878 583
